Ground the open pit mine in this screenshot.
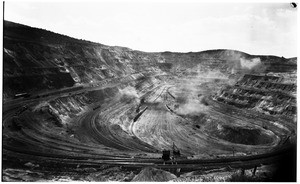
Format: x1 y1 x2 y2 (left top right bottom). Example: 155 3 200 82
2 21 297 182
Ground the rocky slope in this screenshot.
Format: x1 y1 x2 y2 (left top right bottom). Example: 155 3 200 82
3 21 296 99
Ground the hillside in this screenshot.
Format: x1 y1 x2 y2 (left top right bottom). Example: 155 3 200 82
3 21 296 99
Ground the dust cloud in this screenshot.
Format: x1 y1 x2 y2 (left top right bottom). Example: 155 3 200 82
118 86 140 103
239 57 266 73
240 57 261 69
174 69 226 115
176 95 209 115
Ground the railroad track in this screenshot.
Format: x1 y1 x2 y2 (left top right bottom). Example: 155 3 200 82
2 82 296 176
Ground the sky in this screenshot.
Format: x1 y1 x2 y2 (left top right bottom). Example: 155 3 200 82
4 1 298 58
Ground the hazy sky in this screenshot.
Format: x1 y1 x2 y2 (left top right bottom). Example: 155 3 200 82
4 1 298 57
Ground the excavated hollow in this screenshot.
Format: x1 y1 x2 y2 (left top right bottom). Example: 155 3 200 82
2 21 297 181
3 80 282 161
209 124 276 146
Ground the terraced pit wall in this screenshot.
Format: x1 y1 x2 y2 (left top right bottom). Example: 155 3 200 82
213 74 296 119
3 21 296 99
2 21 297 182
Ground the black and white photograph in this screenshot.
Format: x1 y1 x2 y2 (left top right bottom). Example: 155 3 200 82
1 0 297 182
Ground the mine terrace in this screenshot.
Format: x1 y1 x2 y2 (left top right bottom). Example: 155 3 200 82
2 21 297 182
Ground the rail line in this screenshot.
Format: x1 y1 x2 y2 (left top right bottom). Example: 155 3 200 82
2 82 296 176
